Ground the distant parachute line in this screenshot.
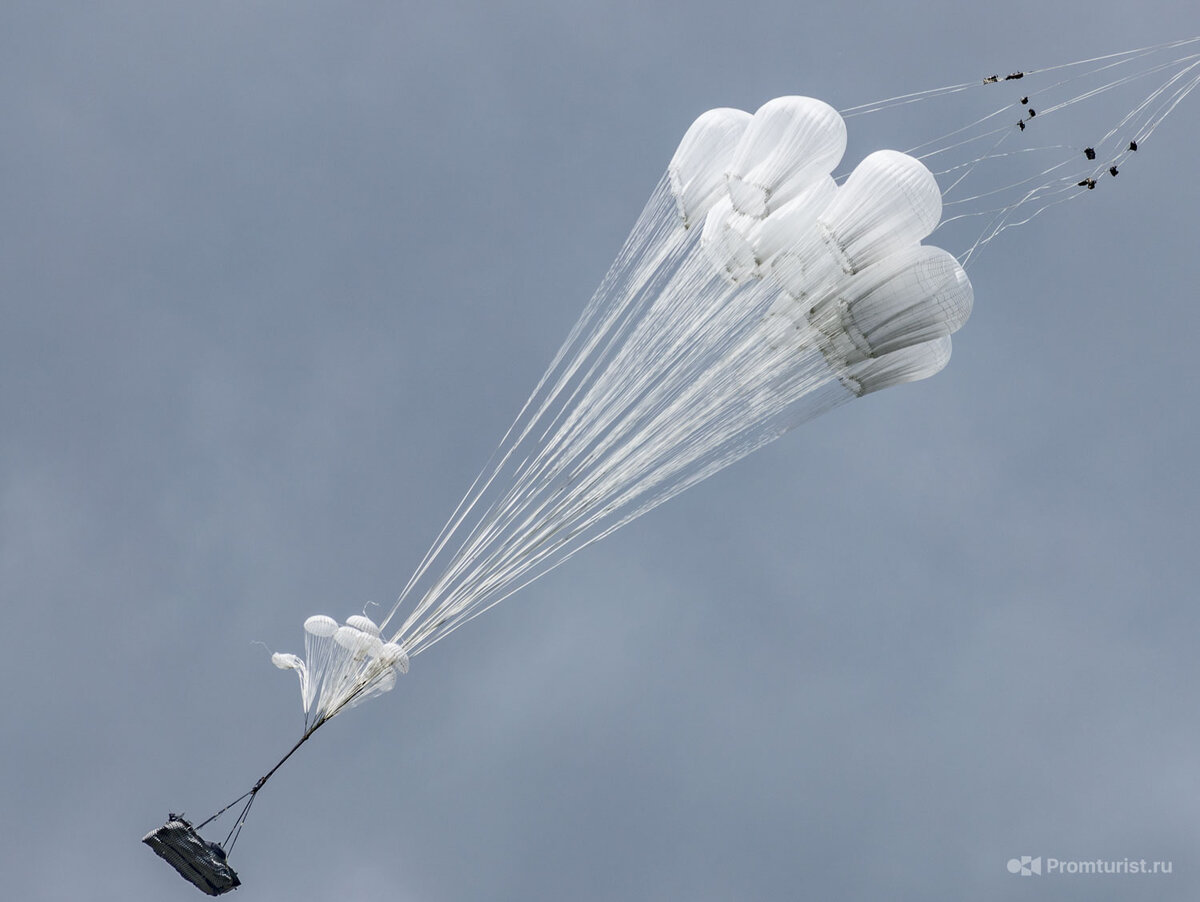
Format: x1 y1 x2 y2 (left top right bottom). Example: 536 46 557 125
148 37 1198 894
848 36 1200 264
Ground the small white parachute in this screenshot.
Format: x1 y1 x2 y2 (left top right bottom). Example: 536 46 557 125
272 613 409 728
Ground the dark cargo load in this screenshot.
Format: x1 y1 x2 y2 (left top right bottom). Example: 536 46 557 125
143 816 241 896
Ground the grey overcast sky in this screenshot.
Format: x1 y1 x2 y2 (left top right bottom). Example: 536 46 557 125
3 3 1200 901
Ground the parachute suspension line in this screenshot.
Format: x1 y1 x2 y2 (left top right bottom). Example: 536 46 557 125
405 278 850 655
380 180 691 642
839 79 979 118
191 705 357 857
830 38 1198 266
399 255 816 649
837 35 1200 123
195 725 317 829
1125 57 1200 145
901 100 1020 161
937 148 1075 197
1031 51 1200 120
380 187 682 635
935 127 1015 199
1020 34 1200 79
957 53 1200 266
393 181 691 628
941 155 1084 228
195 790 253 834
912 44 1197 172
220 794 255 856
386 187 850 655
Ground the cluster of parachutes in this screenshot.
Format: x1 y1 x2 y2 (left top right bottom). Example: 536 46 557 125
672 96 973 399
272 613 409 726
271 96 974 721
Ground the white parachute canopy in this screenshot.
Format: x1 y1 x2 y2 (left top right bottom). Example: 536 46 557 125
271 37 1200 726
273 613 409 728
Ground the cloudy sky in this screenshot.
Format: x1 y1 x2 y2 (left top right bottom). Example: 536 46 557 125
3 3 1199 900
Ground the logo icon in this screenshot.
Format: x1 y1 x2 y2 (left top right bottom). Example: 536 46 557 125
1007 856 1042 876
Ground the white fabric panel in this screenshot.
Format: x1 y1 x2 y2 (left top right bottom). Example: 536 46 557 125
724 96 846 217
668 107 753 229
